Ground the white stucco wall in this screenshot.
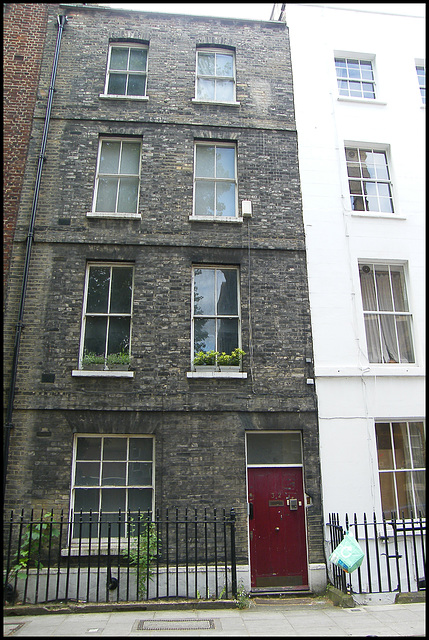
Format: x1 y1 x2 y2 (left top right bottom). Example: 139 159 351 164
284 3 425 519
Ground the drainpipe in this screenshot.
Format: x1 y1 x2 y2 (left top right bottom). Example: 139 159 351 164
3 14 67 502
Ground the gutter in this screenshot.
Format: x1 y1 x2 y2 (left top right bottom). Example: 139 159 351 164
3 14 67 502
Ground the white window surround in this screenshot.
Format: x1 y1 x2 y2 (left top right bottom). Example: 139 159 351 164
192 141 239 219
194 47 238 104
88 137 142 219
102 42 148 99
334 50 382 102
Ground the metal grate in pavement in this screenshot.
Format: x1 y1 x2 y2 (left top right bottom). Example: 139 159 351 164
136 619 215 630
4 623 26 637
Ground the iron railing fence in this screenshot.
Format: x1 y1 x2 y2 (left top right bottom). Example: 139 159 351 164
327 511 425 595
4 507 237 605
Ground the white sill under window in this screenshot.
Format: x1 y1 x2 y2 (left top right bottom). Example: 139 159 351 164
337 96 387 106
187 371 247 379
349 210 406 221
99 94 148 101
189 215 243 223
72 370 134 378
191 98 240 107
86 211 142 220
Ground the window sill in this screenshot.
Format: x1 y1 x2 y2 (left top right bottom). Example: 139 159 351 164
99 94 148 101
191 98 240 107
315 365 423 377
72 370 134 378
189 215 243 223
337 96 387 106
349 211 406 220
187 371 247 379
86 212 142 220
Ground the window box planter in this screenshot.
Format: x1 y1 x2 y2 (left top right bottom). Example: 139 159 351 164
107 363 130 371
218 365 240 372
81 353 106 370
193 365 218 372
106 352 130 370
83 363 106 371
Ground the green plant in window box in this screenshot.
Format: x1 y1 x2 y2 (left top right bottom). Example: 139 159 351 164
82 352 106 370
217 348 245 369
193 350 219 368
107 351 130 370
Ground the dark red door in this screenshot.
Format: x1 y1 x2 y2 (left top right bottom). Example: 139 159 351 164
248 467 308 588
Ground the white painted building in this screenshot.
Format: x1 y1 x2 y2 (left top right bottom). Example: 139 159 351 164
271 3 425 528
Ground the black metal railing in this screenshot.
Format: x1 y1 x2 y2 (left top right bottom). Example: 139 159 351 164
4 507 237 605
327 511 426 595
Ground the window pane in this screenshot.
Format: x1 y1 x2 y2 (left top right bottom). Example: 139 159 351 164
379 314 398 362
379 472 396 517
87 267 110 313
364 314 381 362
375 423 394 470
77 437 101 461
194 268 215 315
409 422 425 468
217 269 238 315
83 316 108 356
194 318 215 353
108 73 127 95
216 53 233 77
247 433 302 465
129 438 153 461
102 462 126 485
117 177 139 213
103 437 127 460
217 318 238 354
101 488 126 512
128 462 152 485
75 488 99 512
107 316 130 354
216 79 234 102
216 181 236 217
359 266 377 310
110 267 133 314
99 141 121 174
127 74 146 96
129 488 152 512
215 147 235 179
396 316 414 363
120 143 140 174
195 181 215 216
197 78 215 100
390 267 408 312
395 471 413 518
392 422 411 469
198 53 215 76
110 47 128 70
196 146 215 177
413 470 425 517
129 48 147 71
375 268 393 311
95 177 118 212
75 462 100 486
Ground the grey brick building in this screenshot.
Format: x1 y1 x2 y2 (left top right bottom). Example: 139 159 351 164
3 3 326 594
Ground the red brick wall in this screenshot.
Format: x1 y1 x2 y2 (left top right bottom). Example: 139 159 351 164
3 3 49 296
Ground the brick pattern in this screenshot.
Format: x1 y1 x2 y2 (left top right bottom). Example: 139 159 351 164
4 6 325 566
3 3 49 296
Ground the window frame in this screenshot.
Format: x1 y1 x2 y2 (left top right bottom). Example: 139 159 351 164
78 262 134 370
358 262 415 365
415 62 425 105
375 421 425 519
190 264 244 371
102 42 149 99
345 146 394 215
70 434 155 540
89 137 142 219
193 47 238 105
192 141 239 220
334 54 377 101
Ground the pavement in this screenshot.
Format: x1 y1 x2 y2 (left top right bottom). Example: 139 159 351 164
3 597 426 637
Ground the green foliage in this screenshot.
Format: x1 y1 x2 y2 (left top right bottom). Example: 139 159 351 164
107 351 130 365
11 514 60 577
193 348 245 366
82 351 105 366
122 518 160 598
235 581 251 609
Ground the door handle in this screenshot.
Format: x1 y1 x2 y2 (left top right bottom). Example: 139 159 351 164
275 527 280 531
